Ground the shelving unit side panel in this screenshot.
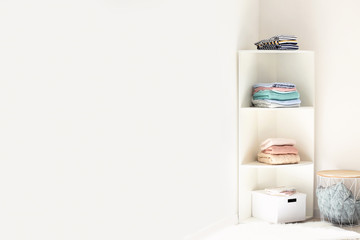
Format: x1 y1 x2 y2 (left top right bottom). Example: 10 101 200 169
238 168 257 221
238 53 257 108
238 110 259 165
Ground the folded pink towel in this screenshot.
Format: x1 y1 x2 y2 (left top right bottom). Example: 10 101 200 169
260 138 296 151
257 152 300 165
262 145 298 155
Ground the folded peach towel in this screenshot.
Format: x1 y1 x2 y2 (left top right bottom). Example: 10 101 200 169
260 138 296 151
262 145 298 155
257 152 300 165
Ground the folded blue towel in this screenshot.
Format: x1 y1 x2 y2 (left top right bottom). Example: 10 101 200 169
252 99 301 108
252 83 273 88
263 99 301 105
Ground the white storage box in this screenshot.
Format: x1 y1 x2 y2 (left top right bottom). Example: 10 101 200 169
252 190 306 223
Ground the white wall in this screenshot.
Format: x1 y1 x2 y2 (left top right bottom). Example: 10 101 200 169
259 0 360 214
0 0 258 239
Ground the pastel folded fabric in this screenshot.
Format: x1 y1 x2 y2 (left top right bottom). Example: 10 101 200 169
272 83 296 88
251 82 300 108
257 152 300 165
262 145 298 155
251 99 300 108
253 90 300 101
252 82 296 89
260 138 296 151
265 186 296 196
253 87 297 94
252 83 273 88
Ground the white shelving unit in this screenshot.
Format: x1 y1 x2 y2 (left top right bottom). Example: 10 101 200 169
238 50 315 222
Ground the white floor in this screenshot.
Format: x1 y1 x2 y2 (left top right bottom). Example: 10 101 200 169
197 218 360 240
334 223 360 235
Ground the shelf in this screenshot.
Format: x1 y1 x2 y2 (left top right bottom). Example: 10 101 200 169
240 160 313 168
240 106 314 111
238 50 313 54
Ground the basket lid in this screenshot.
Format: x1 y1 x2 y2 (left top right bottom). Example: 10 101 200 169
317 170 360 178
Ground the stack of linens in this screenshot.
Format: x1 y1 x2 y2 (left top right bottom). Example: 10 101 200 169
252 82 301 108
254 35 299 50
265 186 296 196
258 138 300 165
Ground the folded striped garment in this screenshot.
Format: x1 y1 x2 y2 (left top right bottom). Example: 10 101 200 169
255 35 299 50
252 82 296 89
273 83 297 88
276 45 299 50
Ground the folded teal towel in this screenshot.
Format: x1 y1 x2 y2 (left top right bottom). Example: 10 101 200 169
253 90 300 101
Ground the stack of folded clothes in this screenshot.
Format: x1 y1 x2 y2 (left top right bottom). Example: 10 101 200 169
257 138 300 165
265 186 296 196
252 82 301 108
254 35 299 50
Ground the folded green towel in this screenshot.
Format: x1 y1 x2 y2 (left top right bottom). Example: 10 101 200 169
253 90 300 101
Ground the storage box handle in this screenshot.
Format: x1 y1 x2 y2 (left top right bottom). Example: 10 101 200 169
288 198 297 203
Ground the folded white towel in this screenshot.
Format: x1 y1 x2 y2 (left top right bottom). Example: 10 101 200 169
260 138 296 151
